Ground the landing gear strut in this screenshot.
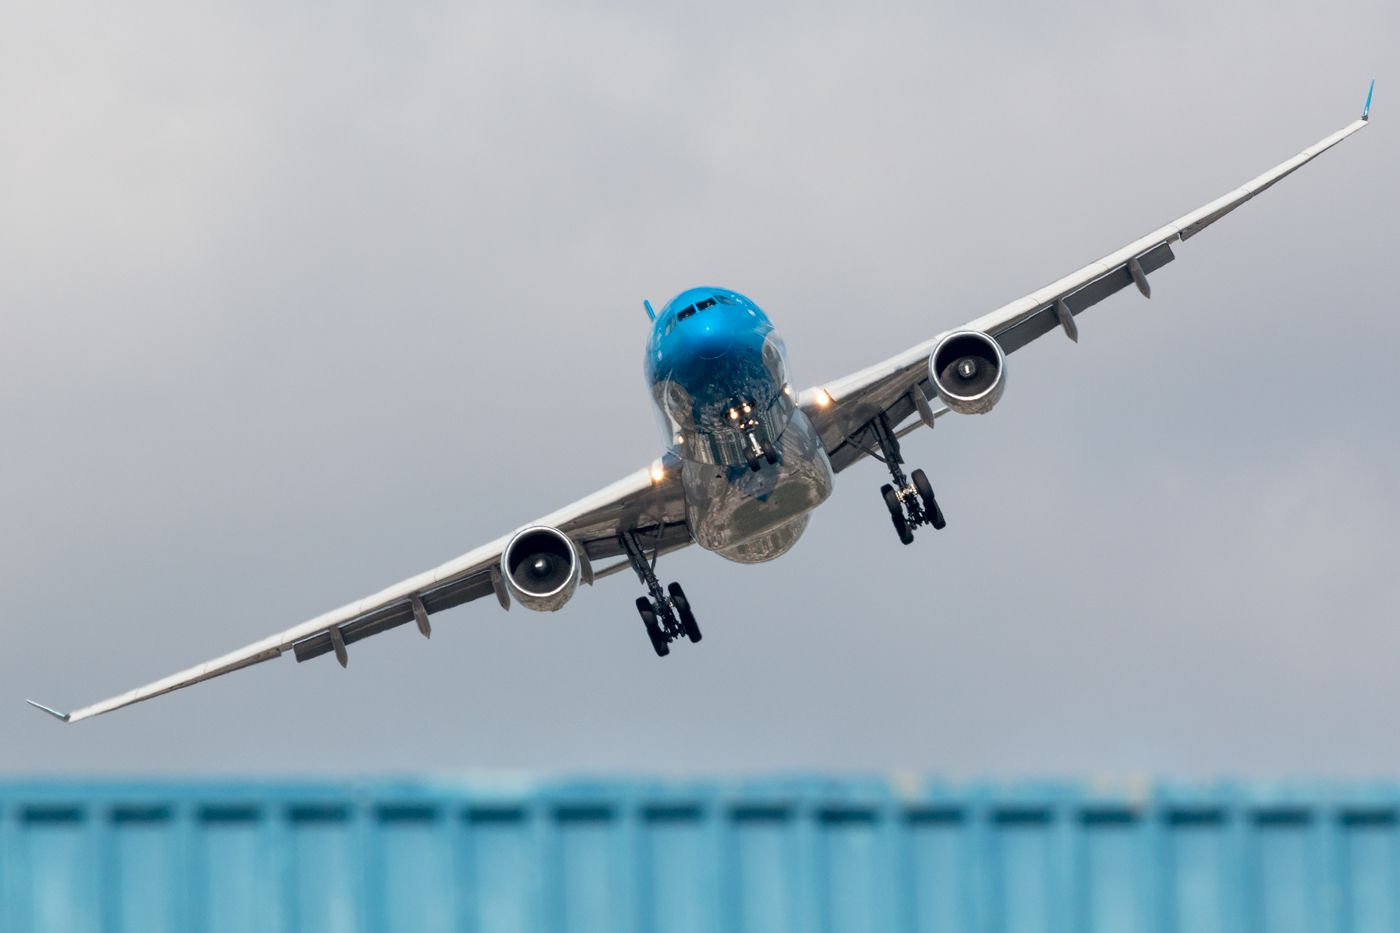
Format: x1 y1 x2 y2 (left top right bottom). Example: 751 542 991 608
871 414 946 545
621 530 701 657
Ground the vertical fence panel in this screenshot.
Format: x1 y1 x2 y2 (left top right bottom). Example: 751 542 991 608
729 805 798 933
107 806 180 933
906 808 971 933
16 805 99 933
285 803 361 933
639 805 714 933
1337 811 1398 933
462 806 537 933
1251 810 1316 933
1079 811 1148 933
192 805 277 933
818 807 889 933
551 805 624 933
372 804 455 933
991 808 1054 933
1164 810 1230 933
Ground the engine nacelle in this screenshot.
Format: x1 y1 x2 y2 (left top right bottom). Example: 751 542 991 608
500 525 582 612
928 330 1006 415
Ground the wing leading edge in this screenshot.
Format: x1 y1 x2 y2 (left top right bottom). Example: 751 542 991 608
30 461 690 723
803 103 1371 472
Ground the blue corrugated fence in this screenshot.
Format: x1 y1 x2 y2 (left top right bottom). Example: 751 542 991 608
2 778 1398 931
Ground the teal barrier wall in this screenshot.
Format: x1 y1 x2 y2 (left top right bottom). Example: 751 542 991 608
2 778 1398 932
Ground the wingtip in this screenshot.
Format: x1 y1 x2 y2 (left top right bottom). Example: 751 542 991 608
26 699 72 723
1363 78 1374 121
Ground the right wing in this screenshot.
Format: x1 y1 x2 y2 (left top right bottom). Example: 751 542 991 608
800 98 1372 472
28 456 691 723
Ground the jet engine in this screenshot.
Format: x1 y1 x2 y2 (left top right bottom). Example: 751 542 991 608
500 526 582 612
928 330 1006 415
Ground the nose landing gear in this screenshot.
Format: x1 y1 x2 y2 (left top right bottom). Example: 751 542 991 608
729 399 778 472
743 434 779 472
621 530 702 657
870 415 946 545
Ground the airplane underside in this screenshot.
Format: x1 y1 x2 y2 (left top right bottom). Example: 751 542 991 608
682 407 834 563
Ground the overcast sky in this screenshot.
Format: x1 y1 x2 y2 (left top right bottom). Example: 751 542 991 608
3 0 1398 778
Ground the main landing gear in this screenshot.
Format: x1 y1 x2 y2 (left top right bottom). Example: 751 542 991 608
621 530 701 657
870 414 946 545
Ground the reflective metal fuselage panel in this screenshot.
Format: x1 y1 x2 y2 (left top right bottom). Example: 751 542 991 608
646 287 833 563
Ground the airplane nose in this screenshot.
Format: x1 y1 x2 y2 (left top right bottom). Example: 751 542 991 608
688 318 734 359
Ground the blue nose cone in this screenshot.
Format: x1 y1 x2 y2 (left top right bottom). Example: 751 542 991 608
686 316 734 359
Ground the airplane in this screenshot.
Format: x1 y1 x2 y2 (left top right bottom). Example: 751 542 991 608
28 84 1374 723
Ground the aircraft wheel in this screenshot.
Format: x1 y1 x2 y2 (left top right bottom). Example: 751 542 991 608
746 454 762 472
880 484 901 518
636 597 670 657
668 582 702 643
911 469 946 530
761 441 779 465
881 485 914 545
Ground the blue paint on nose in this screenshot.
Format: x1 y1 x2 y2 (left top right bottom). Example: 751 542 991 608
645 286 779 394
687 317 734 359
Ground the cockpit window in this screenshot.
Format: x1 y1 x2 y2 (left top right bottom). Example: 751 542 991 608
668 296 720 332
714 294 737 305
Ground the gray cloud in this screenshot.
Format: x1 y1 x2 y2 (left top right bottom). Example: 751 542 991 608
3 0 1397 776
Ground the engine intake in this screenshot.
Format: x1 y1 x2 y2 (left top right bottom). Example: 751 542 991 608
500 526 581 612
929 330 1006 415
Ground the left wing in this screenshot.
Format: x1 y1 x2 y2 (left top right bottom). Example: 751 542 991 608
28 458 690 723
802 105 1370 472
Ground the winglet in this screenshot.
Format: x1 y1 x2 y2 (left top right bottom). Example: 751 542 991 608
643 299 656 322
26 699 72 723
1363 79 1374 121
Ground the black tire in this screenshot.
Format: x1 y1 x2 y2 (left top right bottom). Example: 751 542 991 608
880 484 902 519
892 513 914 545
881 485 914 544
911 469 945 529
636 596 669 657
762 441 779 465
668 582 702 643
911 469 934 507
746 454 762 472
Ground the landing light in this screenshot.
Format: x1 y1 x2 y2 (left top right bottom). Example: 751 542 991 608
650 463 666 484
813 387 832 408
